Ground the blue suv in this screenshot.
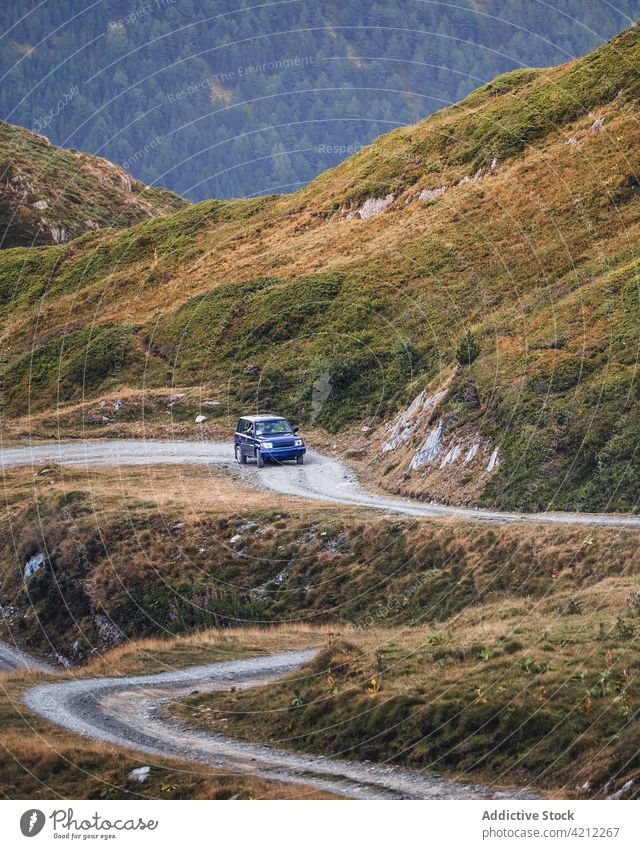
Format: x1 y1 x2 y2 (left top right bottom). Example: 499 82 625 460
235 415 306 468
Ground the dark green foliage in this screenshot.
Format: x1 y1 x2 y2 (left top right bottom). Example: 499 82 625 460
0 2 635 201
3 324 140 414
455 330 481 366
150 271 415 426
128 583 266 636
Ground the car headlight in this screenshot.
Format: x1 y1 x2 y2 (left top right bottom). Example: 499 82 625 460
295 439 303 446
260 441 273 449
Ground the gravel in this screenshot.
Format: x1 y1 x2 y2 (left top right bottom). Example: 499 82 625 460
0 639 54 673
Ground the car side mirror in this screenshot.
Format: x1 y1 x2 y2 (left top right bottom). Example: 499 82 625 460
292 426 299 434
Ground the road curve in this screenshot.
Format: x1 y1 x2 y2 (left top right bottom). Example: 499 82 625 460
0 638 53 673
22 648 538 800
1 439 639 527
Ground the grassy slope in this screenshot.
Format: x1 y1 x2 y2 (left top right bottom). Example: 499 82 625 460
0 120 188 248
2 465 638 800
2 464 638 662
1 27 639 512
172 585 640 799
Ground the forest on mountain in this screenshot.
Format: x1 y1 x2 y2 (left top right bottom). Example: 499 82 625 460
1 0 637 200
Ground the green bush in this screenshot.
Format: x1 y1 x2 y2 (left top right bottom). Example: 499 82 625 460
455 330 480 366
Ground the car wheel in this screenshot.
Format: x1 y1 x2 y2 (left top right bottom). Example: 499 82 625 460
236 445 246 465
296 454 304 465
256 449 264 468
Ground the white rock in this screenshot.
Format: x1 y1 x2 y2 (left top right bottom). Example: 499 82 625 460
566 136 578 145
229 534 242 544
128 766 151 784
463 443 479 465
410 421 443 469
50 226 68 244
418 186 446 202
382 387 447 453
94 613 124 645
118 172 134 193
349 194 395 220
382 423 419 453
195 415 207 423
33 199 48 210
440 444 461 468
609 779 633 799
486 447 500 472
24 553 45 579
591 117 604 132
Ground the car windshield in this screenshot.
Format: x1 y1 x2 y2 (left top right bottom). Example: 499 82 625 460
255 419 292 436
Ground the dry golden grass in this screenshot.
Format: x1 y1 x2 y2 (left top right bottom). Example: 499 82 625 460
0 461 302 517
1 570 638 800
84 623 336 677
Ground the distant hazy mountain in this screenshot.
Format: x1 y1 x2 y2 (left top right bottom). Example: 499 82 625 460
0 1 636 200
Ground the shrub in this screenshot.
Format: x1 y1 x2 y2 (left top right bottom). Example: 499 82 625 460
455 330 480 366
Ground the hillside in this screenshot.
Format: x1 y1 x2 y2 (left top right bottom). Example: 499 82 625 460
1 24 639 513
0 121 188 247
2 461 638 798
0 0 636 199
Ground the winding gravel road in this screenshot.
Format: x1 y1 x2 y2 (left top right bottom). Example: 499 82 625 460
21 648 539 800
1 439 639 527
0 639 53 673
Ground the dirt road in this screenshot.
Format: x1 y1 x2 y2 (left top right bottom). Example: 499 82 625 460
1 439 638 526
21 648 539 800
0 639 53 672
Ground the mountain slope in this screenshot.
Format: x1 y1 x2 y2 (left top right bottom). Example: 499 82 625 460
2 25 639 513
0 121 188 247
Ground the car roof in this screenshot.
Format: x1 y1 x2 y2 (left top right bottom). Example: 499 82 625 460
240 414 287 423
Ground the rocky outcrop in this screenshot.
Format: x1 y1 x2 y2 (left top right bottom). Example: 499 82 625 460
410 420 443 469
382 386 447 452
374 377 503 506
418 186 447 202
347 194 395 219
